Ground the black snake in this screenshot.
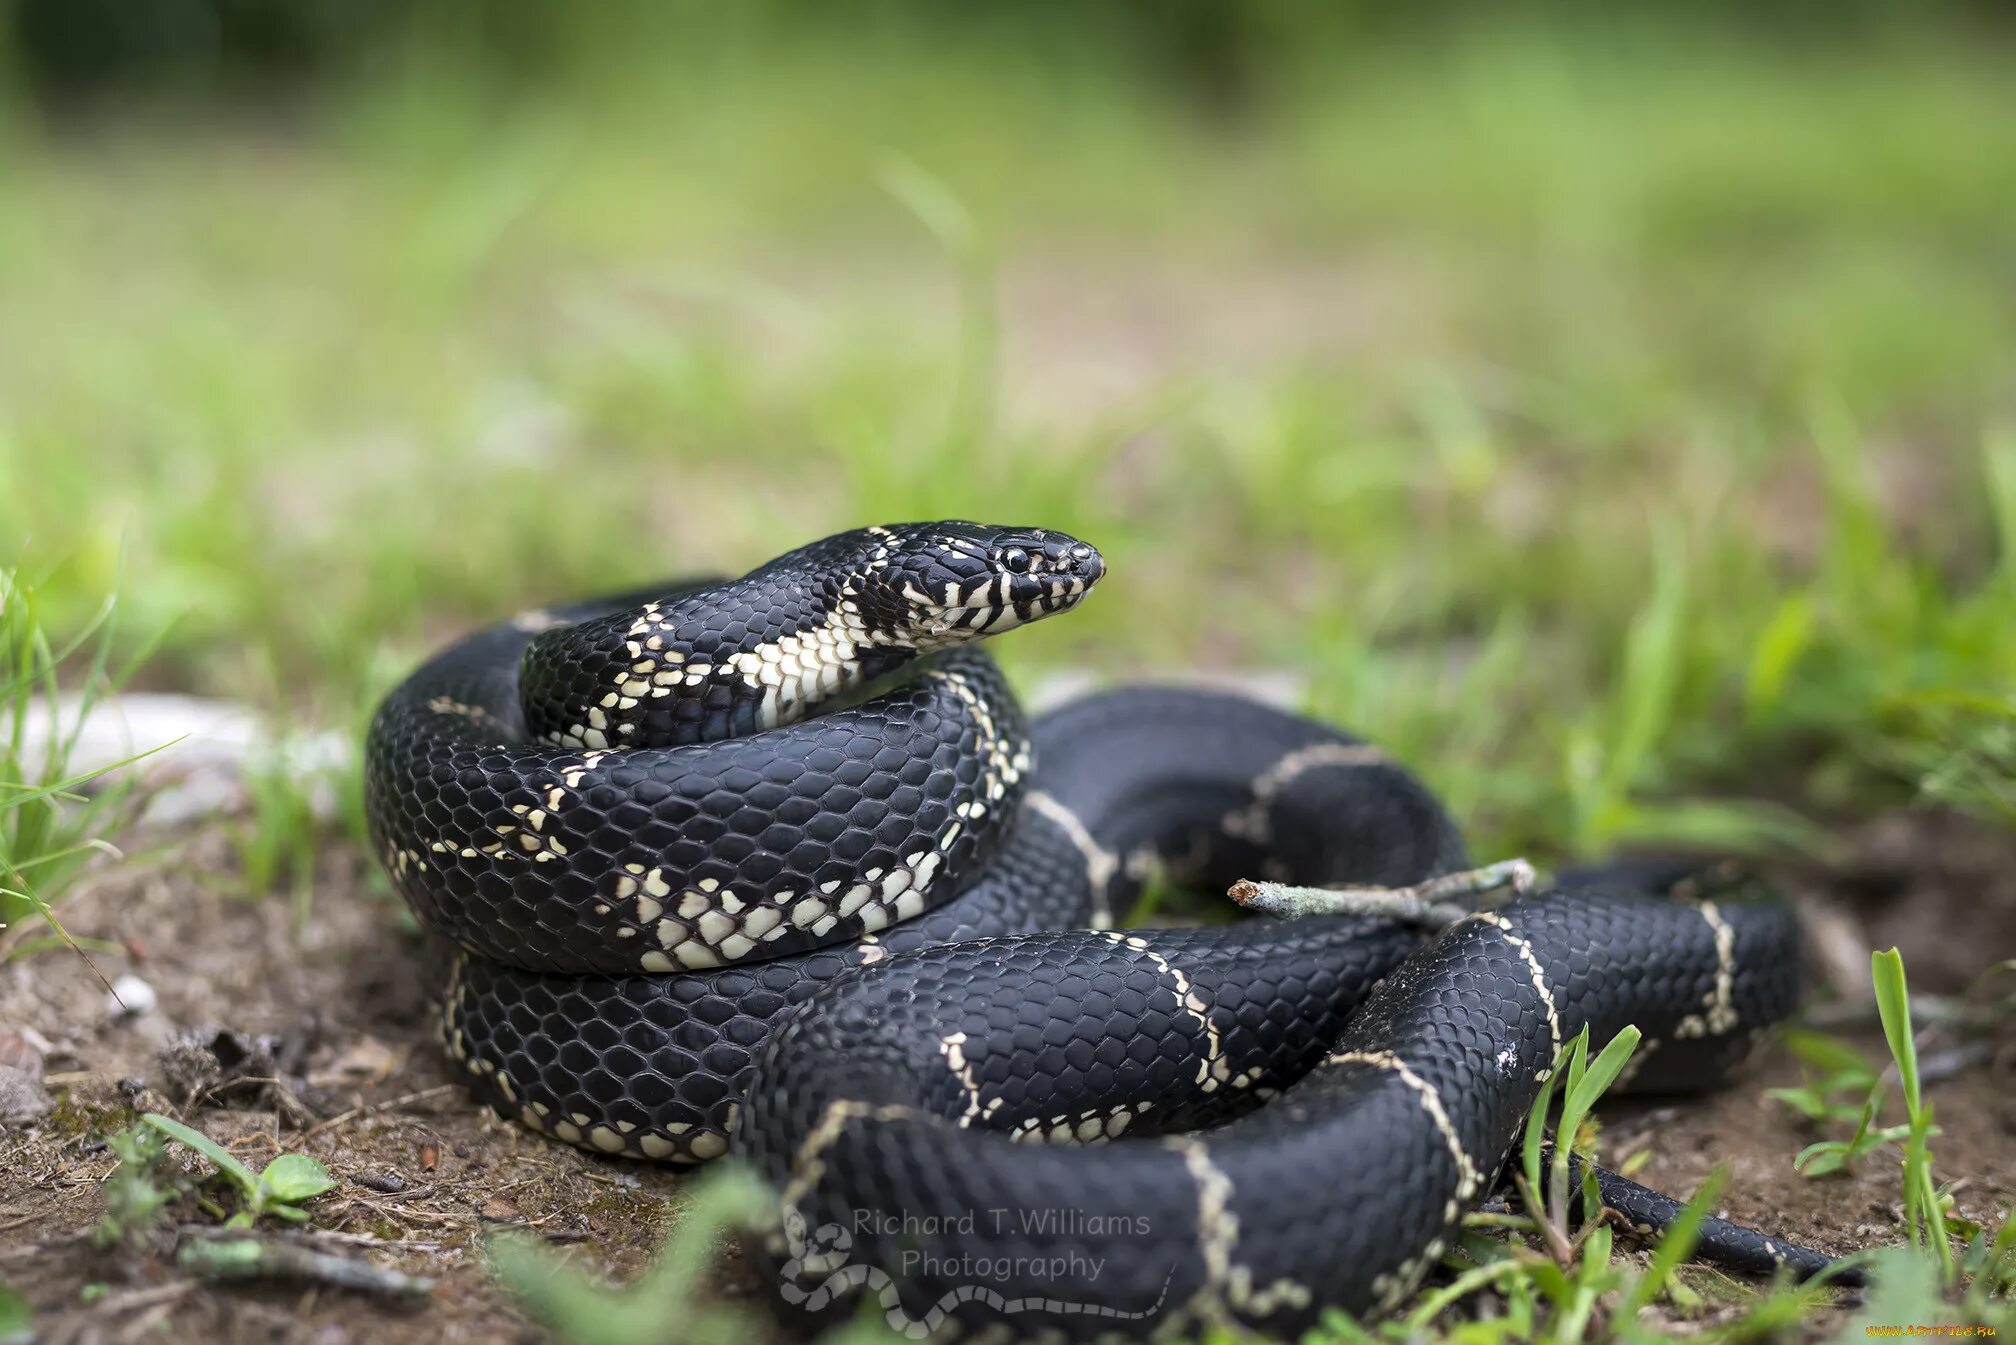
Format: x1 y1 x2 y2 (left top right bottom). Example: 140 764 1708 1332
365 522 1854 1338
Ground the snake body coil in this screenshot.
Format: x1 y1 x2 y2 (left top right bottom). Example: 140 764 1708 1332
366 522 1846 1337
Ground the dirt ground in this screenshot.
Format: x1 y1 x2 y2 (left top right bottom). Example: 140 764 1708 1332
2 812 2012 1345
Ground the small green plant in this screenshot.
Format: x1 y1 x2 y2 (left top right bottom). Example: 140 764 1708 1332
1961 1213 2016 1307
1766 1029 1879 1128
487 1165 773 1345
1871 948 1954 1282
95 1121 177 1249
100 1112 334 1250
1767 1030 1916 1177
1782 948 2013 1331
0 1279 32 1345
0 563 171 957
1774 951 1974 1271
1849 1234 2016 1339
1519 1024 1644 1271
143 1113 337 1226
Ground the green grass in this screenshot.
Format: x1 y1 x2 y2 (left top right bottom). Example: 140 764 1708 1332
1845 951 2013 1325
488 1167 773 1345
1308 949 2013 1342
0 561 169 955
1307 1026 1839 1345
0 1280 26 1345
4 21 2013 863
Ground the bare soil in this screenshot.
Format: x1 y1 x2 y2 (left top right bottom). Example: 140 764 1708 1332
2 813 2012 1344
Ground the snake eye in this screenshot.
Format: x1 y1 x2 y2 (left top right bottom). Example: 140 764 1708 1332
1001 547 1030 574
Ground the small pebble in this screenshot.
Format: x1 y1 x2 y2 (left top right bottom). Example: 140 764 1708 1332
107 974 158 1019
0 1032 44 1082
0 1065 51 1125
0 1033 49 1124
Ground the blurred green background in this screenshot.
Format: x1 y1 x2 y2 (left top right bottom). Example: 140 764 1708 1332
4 0 2014 860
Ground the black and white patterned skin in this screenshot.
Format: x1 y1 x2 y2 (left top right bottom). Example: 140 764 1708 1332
367 525 1099 978
737 870 1814 1339
364 522 1854 1335
424 685 1446 1165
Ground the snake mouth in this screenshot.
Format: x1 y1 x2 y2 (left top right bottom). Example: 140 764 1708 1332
1035 570 1100 616
933 558 1103 637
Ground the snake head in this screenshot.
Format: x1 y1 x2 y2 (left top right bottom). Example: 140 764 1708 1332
865 522 1104 644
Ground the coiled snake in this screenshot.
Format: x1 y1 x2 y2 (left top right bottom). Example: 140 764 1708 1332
366 522 1852 1339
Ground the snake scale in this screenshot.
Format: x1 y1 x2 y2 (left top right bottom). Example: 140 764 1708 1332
365 522 1854 1339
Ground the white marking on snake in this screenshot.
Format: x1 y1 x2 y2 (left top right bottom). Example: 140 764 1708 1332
1108 933 1234 1091
1221 741 1388 844
776 1103 1172 1333
938 1032 988 1127
778 1100 931 1227
1471 911 1562 1068
929 668 1030 807
1324 1049 1483 1200
425 696 507 733
1690 898 1740 1034
1165 1137 1239 1327
1232 1272 1312 1317
726 605 892 728
637 1133 678 1160
1027 790 1118 905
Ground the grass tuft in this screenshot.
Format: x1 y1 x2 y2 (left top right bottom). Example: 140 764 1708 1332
1310 944 2013 1342
486 1166 772 1345
4 21 2016 869
1872 948 1953 1281
0 562 169 959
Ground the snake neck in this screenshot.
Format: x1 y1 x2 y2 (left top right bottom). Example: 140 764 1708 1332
517 572 914 748
516 524 1102 750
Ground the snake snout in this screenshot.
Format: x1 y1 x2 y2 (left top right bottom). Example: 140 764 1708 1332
1026 533 1103 591
1056 540 1104 592
1050 536 1105 584
1014 532 1104 619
